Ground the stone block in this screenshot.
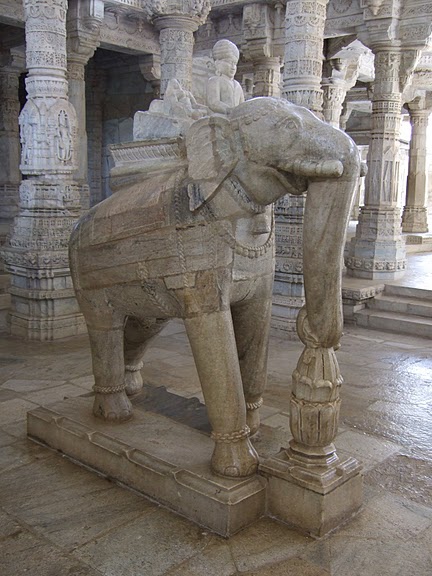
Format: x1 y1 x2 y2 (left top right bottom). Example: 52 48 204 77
261 449 363 537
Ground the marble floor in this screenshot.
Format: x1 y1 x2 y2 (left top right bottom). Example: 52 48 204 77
0 310 431 575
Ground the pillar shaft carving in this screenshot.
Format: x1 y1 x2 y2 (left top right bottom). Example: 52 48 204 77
347 45 406 279
0 0 86 340
322 82 346 127
66 0 103 209
402 105 431 233
145 0 211 95
282 0 328 114
86 64 106 207
0 52 23 248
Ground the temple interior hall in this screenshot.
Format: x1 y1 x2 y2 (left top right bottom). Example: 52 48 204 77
0 1 431 574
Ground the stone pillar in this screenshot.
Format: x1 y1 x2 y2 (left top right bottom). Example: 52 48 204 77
282 0 328 113
0 0 86 340
67 0 103 211
86 63 106 207
402 103 431 233
322 80 346 128
272 0 328 339
252 57 281 98
347 46 406 279
144 0 211 96
0 50 23 255
242 4 282 98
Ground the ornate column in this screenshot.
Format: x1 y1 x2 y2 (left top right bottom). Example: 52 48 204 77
0 0 86 340
347 45 406 278
242 3 282 98
0 49 23 254
86 63 106 207
402 98 431 233
67 0 103 211
282 0 328 113
272 0 328 339
144 0 211 96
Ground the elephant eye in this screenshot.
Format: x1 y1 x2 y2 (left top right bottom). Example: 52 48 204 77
277 118 299 130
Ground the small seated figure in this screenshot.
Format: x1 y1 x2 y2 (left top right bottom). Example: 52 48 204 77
207 40 245 114
163 79 208 120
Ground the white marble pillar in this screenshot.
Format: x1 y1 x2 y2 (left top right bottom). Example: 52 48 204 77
402 105 430 233
86 64 106 207
252 57 281 98
322 80 346 128
347 46 406 279
0 51 23 253
272 0 328 339
0 0 85 340
144 1 210 96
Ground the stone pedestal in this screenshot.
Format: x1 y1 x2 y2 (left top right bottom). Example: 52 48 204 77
261 449 362 537
27 396 266 538
402 105 430 233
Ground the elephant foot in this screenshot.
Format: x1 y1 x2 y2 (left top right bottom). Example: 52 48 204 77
124 363 144 396
246 397 263 436
210 427 259 478
93 389 133 422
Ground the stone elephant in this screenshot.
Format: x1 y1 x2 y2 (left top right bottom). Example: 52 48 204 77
69 97 361 479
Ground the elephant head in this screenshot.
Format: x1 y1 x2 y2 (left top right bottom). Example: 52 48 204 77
185 97 362 349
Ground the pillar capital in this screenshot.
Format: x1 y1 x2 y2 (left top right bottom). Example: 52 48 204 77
144 0 210 29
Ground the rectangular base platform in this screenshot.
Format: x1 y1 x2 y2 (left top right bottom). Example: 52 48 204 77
27 396 266 537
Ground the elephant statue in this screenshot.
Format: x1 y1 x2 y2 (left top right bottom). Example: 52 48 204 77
69 97 361 479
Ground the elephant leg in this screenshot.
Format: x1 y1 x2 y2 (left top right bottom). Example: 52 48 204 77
232 291 272 436
184 310 258 478
76 289 132 422
89 324 133 422
123 317 168 396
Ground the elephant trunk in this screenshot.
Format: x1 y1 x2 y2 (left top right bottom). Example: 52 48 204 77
302 147 360 349
289 159 344 179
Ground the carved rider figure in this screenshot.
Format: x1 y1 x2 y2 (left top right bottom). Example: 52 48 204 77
206 39 245 114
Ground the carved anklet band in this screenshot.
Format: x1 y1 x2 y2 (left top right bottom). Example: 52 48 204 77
246 398 263 411
93 385 125 394
211 425 250 443
125 361 144 372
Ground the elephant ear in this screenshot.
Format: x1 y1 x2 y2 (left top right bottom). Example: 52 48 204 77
185 115 237 211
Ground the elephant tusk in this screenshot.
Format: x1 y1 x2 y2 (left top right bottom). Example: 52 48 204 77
289 159 344 179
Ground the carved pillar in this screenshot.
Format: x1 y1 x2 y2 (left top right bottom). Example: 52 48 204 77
282 0 328 113
0 50 23 255
144 1 210 96
322 81 346 127
242 3 282 98
139 53 161 100
0 0 86 340
252 57 281 97
86 63 106 207
402 104 431 233
272 0 328 339
347 46 406 279
67 0 103 211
